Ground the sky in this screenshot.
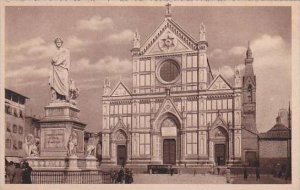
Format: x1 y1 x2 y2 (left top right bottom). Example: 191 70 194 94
5 6 291 133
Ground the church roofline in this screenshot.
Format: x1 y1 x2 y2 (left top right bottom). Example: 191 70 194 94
139 17 199 55
109 80 132 97
207 74 233 90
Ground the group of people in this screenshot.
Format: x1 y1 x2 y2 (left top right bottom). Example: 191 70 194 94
110 167 134 184
243 166 260 181
5 161 33 184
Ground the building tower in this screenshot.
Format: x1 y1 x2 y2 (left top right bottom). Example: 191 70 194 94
241 42 258 166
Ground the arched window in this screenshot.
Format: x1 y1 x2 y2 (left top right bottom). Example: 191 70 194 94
247 84 253 102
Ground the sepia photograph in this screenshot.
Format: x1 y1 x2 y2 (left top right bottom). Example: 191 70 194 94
1 1 299 188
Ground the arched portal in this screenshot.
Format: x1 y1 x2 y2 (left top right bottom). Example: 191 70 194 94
210 126 229 166
114 129 127 166
159 114 181 165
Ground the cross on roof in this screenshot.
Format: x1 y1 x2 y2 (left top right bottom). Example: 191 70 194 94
165 2 172 17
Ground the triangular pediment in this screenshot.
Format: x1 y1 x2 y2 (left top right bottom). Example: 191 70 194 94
110 81 131 97
140 18 198 55
154 98 183 122
112 117 127 131
208 74 232 91
211 114 228 129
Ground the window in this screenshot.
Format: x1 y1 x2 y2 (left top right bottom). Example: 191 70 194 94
145 59 151 71
6 123 11 132
13 140 17 150
140 60 145 71
159 60 180 83
187 100 197 111
187 56 197 68
247 84 253 102
5 105 12 114
140 74 151 86
228 99 233 109
5 139 11 149
212 100 216 110
187 113 197 127
140 103 150 113
139 133 150 155
19 110 24 118
139 115 150 128
18 126 23 134
222 99 227 110
18 141 23 149
186 132 197 155
110 105 114 114
207 100 211 110
217 100 222 109
186 71 197 83
13 108 18 117
13 125 18 133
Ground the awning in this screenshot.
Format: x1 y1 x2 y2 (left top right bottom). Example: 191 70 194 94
5 156 22 163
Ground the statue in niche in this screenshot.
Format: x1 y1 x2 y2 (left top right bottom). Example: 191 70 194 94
24 134 39 157
67 131 78 156
86 136 97 157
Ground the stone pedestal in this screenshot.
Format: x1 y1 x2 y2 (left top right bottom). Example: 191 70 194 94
68 155 79 170
39 102 86 158
26 101 86 170
86 156 98 170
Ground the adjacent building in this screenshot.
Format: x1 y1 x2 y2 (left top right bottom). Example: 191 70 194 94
5 88 29 162
101 5 258 167
259 108 291 173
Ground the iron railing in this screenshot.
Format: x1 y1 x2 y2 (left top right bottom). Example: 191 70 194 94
31 170 112 184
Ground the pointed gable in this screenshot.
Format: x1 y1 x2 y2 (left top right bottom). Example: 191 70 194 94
112 118 127 131
140 18 198 55
154 98 183 122
208 74 232 91
110 81 131 97
244 76 256 87
211 113 228 129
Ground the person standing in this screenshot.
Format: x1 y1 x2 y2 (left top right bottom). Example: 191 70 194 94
22 162 33 184
6 161 16 184
225 167 231 183
255 166 260 181
12 163 23 184
243 166 248 180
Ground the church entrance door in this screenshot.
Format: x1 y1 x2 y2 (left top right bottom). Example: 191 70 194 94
117 145 127 166
215 144 226 166
163 139 176 165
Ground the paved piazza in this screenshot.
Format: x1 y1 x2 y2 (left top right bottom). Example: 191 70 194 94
132 174 227 184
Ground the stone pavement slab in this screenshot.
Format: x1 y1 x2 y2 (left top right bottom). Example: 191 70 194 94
132 174 227 184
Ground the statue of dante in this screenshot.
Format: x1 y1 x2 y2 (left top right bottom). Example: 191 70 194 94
49 38 70 101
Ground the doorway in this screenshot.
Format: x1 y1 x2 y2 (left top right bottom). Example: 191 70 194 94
117 145 127 166
215 144 226 166
163 139 176 165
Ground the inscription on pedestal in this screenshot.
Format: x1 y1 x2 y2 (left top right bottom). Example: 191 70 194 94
44 129 65 149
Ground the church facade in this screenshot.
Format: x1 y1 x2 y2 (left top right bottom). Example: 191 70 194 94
101 7 258 167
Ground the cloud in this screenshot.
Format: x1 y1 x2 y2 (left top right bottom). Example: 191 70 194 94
105 29 134 43
71 56 132 90
6 37 55 63
65 35 91 52
7 35 92 64
73 56 132 75
251 34 290 132
209 48 224 58
76 16 114 31
228 46 247 56
6 65 49 79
